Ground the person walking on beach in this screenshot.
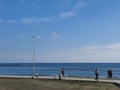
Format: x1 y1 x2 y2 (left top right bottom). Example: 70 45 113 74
95 68 99 82
61 68 65 77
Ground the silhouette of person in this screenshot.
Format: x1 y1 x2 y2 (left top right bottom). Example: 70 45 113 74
109 69 112 78
61 68 64 77
107 70 110 78
95 68 99 82
107 69 112 79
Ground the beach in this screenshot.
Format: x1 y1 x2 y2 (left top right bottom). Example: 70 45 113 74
0 77 119 90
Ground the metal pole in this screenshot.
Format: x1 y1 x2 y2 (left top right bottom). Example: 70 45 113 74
32 36 35 78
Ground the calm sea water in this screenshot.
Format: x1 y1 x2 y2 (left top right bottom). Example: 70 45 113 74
0 63 120 79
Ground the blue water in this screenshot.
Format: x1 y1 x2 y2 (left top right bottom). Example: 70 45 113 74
0 63 120 79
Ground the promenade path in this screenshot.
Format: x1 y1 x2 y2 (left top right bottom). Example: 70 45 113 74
38 76 120 85
0 75 120 86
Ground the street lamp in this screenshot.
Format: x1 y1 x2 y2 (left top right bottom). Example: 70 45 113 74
32 36 35 78
32 35 42 78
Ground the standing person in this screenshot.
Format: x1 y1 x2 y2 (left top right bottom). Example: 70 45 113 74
61 68 65 77
107 70 110 78
95 68 99 82
59 73 61 80
109 69 112 78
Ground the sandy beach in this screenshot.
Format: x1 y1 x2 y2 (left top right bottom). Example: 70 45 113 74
0 77 119 90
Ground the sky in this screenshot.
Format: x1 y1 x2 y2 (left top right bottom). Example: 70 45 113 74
0 0 120 63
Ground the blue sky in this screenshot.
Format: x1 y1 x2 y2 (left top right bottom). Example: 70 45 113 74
1 0 120 62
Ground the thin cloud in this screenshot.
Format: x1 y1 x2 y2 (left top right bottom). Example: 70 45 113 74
40 18 51 22
0 20 4 22
0 18 51 24
79 43 120 61
21 18 33 24
58 11 77 18
33 2 37 6
18 34 26 39
0 1 87 24
83 43 120 51
0 19 17 23
39 43 120 62
75 0 86 9
1 43 120 62
51 32 61 39
6 20 17 23
21 17 51 24
58 0 86 18
20 1 25 4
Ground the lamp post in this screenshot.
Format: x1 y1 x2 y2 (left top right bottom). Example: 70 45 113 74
32 35 42 78
32 36 35 78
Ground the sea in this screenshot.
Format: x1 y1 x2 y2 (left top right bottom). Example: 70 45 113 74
0 63 120 79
